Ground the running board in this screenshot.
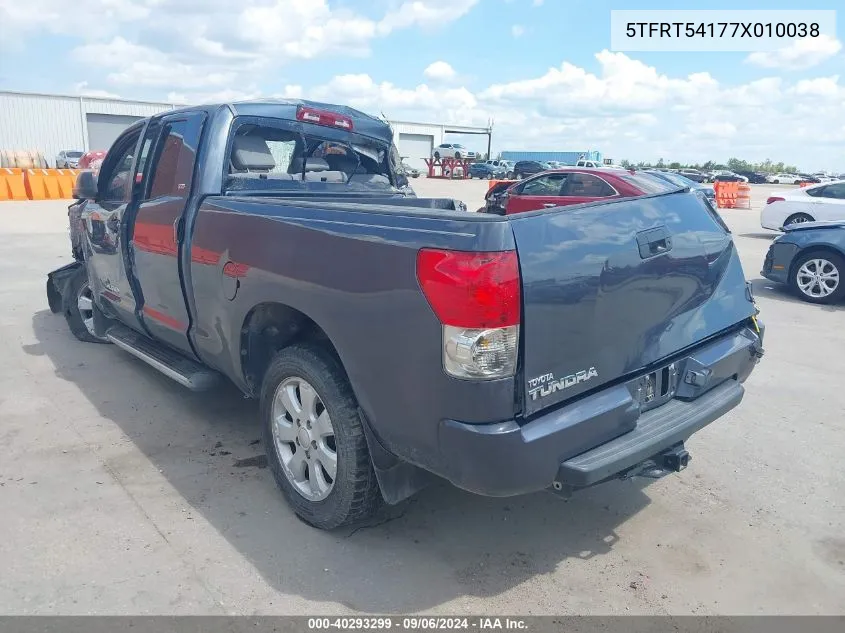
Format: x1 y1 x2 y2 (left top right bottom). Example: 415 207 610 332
106 324 221 391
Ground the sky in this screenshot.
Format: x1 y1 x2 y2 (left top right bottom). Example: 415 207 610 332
0 0 843 172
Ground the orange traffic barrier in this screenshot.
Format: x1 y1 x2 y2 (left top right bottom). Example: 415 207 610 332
488 179 516 191
24 169 62 200
735 183 751 209
54 169 79 198
0 168 27 201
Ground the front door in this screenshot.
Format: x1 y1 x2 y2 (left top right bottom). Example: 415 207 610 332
82 123 146 332
130 112 206 356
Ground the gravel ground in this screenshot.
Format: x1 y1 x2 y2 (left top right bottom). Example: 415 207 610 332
0 183 843 615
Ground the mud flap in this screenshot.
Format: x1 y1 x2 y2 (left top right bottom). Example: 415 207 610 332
358 407 436 505
46 261 83 313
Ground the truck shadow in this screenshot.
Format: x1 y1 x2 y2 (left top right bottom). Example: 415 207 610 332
29 309 654 613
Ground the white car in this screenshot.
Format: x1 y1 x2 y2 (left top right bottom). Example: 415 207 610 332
760 180 845 230
432 143 476 160
767 172 800 184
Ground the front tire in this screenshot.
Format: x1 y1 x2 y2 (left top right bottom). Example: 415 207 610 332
789 251 844 304
62 266 110 343
260 344 382 529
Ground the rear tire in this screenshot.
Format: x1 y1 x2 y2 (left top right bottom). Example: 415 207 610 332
62 266 110 344
260 344 382 529
783 213 814 227
789 251 845 304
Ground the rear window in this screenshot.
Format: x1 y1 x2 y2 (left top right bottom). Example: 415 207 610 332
225 120 395 192
617 172 677 194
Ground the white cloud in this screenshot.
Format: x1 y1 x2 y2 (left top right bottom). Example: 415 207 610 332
790 75 840 96
745 35 842 70
378 0 479 35
282 50 844 170
511 24 525 38
72 81 120 99
423 61 456 81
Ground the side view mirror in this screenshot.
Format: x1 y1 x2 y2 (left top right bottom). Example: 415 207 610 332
73 170 98 200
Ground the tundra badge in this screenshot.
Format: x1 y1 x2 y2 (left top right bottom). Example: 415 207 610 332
528 368 598 401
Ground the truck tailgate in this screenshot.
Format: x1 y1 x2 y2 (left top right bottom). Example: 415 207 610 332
510 191 757 417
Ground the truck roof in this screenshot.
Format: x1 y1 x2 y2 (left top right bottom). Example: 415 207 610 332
157 99 395 144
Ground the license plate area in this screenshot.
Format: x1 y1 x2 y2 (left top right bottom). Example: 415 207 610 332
636 363 678 412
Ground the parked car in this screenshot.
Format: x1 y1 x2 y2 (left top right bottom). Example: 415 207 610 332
512 160 549 179
677 169 707 183
469 162 507 179
712 172 747 183
760 181 845 229
644 170 716 204
485 159 515 178
502 168 676 215
56 150 85 169
46 98 763 530
735 171 769 184
78 150 107 172
767 173 800 184
762 221 845 304
432 143 475 160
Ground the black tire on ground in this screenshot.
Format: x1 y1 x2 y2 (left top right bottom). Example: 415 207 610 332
783 212 814 227
260 344 382 529
789 250 845 305
62 266 110 343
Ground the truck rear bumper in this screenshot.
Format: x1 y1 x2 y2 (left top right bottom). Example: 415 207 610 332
436 324 763 497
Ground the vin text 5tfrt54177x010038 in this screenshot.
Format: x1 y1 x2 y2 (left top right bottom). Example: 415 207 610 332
46 99 764 529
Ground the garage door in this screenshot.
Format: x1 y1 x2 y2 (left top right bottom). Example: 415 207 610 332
397 133 433 169
86 114 143 151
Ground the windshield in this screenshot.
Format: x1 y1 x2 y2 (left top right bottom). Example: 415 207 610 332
225 120 396 194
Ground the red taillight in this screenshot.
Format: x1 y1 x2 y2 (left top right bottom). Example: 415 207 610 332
296 106 353 130
416 249 521 328
766 196 785 205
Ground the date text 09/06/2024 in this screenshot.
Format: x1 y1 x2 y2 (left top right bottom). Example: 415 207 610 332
307 618 528 630
625 22 820 39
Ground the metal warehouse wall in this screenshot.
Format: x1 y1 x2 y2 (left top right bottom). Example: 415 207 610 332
500 150 602 163
0 91 174 165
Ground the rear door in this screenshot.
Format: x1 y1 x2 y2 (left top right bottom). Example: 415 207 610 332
558 172 620 205
510 190 758 416
505 172 569 214
810 183 845 221
130 112 206 355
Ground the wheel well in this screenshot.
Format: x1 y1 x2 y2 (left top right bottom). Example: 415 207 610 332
240 303 341 394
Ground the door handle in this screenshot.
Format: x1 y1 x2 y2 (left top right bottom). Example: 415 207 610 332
173 217 184 245
636 226 673 259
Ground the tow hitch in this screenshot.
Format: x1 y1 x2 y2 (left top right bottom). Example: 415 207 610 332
620 443 692 481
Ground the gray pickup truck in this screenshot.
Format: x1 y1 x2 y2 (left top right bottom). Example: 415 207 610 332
47 99 764 529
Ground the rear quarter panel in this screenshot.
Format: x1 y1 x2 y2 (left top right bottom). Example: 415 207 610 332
188 198 519 469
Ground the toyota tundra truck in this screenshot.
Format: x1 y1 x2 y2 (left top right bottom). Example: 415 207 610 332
47 99 764 529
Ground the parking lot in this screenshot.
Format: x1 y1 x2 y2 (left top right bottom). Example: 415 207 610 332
1 182 843 615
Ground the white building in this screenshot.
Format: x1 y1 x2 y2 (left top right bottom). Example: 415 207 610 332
0 90 490 170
